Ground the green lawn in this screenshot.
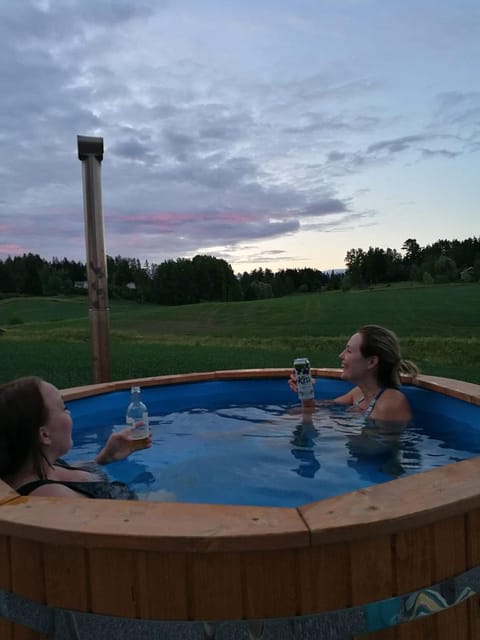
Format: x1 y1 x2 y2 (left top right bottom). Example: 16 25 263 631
1 283 479 387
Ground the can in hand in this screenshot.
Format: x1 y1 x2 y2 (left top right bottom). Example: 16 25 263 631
293 357 314 402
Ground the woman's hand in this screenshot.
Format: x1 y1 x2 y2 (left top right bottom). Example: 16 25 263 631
288 370 317 409
95 427 153 465
288 371 298 393
288 371 317 393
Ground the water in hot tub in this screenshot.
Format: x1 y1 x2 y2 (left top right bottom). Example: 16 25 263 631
65 398 480 508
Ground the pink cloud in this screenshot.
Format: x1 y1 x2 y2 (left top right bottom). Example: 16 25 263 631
0 243 29 257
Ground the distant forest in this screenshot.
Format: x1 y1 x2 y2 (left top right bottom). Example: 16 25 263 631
0 236 479 305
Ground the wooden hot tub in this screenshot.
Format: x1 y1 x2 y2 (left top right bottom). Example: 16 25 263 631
1 369 479 639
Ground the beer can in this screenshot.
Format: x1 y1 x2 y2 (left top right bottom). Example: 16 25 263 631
293 357 314 401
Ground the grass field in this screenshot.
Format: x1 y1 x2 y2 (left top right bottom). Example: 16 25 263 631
1 283 479 388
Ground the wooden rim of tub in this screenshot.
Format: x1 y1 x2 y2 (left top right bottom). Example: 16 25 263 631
1 368 479 552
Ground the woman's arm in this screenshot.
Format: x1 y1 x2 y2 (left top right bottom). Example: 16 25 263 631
95 427 153 465
288 372 358 406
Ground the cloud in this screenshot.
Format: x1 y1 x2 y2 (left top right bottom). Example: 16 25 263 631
0 1 478 269
366 135 429 155
420 148 459 159
300 199 350 216
432 91 480 150
0 243 29 255
301 210 377 233
110 137 157 163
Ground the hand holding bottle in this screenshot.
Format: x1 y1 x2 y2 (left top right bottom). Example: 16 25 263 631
126 386 151 444
95 427 153 464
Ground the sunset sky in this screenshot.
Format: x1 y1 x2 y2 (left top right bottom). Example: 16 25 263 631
0 0 478 273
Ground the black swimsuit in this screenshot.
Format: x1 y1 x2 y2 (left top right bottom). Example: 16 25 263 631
16 460 136 500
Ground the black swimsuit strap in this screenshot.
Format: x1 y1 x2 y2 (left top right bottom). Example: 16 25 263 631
16 479 96 498
364 387 386 418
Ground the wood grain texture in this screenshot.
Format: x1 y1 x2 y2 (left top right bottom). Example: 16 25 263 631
297 543 350 613
43 544 88 610
350 535 393 606
136 551 189 620
88 549 139 617
190 551 243 619
243 550 298 618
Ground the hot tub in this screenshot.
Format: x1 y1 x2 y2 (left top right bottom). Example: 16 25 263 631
1 368 480 639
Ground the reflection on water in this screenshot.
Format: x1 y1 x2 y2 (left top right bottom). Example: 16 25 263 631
289 407 418 482
290 414 321 478
342 418 417 480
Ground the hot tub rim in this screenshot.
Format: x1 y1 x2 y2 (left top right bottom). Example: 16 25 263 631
0 368 479 552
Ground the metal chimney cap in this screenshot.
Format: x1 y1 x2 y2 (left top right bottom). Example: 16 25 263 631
77 135 104 161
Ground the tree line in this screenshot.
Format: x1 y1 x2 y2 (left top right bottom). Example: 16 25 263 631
344 237 480 288
0 236 478 305
0 252 342 304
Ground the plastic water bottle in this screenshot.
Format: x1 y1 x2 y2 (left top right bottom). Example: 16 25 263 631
293 357 315 402
126 386 150 447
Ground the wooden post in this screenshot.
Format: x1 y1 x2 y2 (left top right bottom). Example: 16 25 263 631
77 135 111 383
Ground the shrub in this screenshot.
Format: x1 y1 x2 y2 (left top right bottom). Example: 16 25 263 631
422 272 434 285
341 275 352 292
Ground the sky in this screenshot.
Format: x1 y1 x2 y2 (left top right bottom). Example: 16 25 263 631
0 0 478 273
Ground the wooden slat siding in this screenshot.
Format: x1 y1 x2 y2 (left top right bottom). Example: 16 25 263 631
0 534 13 640
136 551 189 620
10 539 45 603
0 534 11 591
432 515 467 582
12 625 47 640
395 615 436 640
468 596 480 639
88 549 139 617
394 524 436 640
43 544 88 611
10 539 48 640
394 524 433 594
0 619 13 639
243 550 297 619
432 515 468 639
432 602 471 640
0 488 22 639
466 509 480 638
350 535 393 606
297 543 351 614
190 551 243 620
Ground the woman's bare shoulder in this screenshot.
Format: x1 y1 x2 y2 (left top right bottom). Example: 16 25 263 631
29 483 88 498
382 388 409 402
375 388 412 420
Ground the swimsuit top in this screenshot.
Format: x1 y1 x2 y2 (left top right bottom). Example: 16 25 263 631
15 460 137 500
353 388 386 419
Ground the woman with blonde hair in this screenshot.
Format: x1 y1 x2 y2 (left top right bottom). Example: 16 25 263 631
290 325 418 422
